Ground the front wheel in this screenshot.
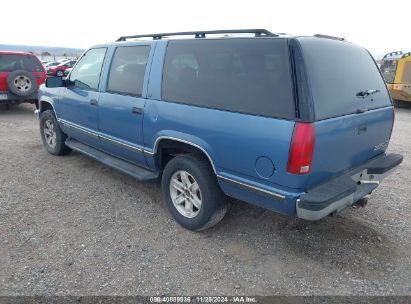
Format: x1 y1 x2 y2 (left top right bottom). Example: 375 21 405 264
56 70 64 77
162 154 227 231
40 110 71 155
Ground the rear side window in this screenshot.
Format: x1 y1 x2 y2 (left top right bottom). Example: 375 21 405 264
402 62 411 83
162 39 295 119
107 46 150 96
0 54 43 72
298 38 391 120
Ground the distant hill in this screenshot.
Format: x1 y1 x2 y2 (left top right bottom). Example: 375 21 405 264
0 44 84 56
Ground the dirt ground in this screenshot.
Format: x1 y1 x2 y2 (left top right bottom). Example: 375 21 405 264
0 104 410 296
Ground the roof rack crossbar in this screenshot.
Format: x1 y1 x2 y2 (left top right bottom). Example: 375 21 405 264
313 34 345 41
402 52 411 59
116 29 277 42
383 51 403 58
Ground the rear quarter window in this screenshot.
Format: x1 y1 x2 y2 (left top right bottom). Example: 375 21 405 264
161 38 295 119
298 38 392 120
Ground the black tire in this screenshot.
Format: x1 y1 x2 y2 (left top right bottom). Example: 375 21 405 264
56 70 64 77
7 70 38 97
393 100 411 108
162 154 227 231
39 110 71 155
0 104 11 110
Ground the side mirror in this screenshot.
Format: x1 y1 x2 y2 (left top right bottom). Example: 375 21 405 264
45 76 64 88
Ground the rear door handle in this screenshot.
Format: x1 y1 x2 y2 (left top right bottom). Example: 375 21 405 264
358 124 367 135
90 99 98 106
132 107 144 115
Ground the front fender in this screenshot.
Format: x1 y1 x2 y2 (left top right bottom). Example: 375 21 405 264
38 85 60 116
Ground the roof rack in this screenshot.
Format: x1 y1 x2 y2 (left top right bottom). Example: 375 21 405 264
402 52 411 59
383 51 403 59
116 29 277 42
313 34 345 41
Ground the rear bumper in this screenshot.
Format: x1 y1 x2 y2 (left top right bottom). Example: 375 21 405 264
297 153 403 220
0 91 38 104
387 84 411 102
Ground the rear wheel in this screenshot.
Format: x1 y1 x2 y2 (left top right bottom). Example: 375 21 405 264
162 154 227 231
40 110 71 155
56 70 64 77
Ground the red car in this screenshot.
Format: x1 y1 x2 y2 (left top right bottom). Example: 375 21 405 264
0 51 46 106
46 59 77 76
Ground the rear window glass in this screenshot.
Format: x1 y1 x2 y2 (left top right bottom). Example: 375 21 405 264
0 54 44 72
298 38 391 120
162 39 295 119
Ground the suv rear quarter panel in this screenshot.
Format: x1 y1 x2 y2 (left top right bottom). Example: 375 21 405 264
143 40 304 215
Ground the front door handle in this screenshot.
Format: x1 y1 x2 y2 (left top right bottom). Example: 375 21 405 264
132 107 144 115
90 99 98 106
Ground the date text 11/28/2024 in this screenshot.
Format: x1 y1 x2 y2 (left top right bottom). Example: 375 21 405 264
149 296 257 303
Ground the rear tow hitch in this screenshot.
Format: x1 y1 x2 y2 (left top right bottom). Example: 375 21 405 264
352 195 370 208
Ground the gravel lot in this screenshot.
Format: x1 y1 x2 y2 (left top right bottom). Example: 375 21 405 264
0 104 410 296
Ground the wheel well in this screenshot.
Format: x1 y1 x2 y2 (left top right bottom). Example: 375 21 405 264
156 139 215 172
40 100 54 113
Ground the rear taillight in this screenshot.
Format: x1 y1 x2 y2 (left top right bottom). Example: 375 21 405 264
287 123 315 175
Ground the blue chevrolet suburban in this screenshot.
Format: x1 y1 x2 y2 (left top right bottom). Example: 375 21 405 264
36 29 403 231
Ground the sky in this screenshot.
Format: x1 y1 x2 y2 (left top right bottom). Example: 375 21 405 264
1 0 410 57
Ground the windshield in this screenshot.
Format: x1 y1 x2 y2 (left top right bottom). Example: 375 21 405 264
46 62 59 67
380 59 398 83
0 54 44 72
298 37 391 120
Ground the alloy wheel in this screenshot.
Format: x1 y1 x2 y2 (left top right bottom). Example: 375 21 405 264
43 119 57 148
169 170 202 218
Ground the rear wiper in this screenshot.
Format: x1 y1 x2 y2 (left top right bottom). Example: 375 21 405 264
356 89 380 98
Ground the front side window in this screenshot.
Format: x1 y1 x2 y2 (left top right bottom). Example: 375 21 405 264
69 48 107 90
380 59 398 83
107 45 150 96
161 39 295 119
